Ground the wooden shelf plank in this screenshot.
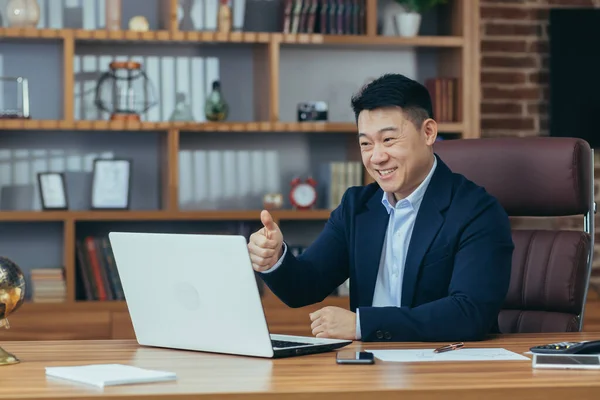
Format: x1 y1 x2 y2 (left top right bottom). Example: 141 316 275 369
0 120 354 132
20 293 349 313
1 28 464 48
21 300 128 312
0 211 68 221
0 210 333 222
74 29 274 43
0 28 65 39
278 34 464 48
0 121 461 134
0 120 463 133
275 122 354 132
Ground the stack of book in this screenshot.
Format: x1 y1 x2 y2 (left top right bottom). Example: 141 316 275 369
30 268 66 303
283 0 366 34
425 77 459 122
319 161 364 210
76 236 124 301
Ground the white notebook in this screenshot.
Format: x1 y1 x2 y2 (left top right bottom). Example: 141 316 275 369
45 364 177 388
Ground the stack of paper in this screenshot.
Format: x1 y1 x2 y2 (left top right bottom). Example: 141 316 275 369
365 348 530 362
45 363 177 388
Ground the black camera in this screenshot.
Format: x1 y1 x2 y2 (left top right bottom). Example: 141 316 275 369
297 101 328 122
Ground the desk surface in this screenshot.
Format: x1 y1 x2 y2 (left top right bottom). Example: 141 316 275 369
2 332 600 400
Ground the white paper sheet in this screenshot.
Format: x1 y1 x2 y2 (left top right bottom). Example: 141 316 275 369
45 363 177 388
366 348 530 362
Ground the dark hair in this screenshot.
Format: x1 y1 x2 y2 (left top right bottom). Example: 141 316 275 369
350 73 434 129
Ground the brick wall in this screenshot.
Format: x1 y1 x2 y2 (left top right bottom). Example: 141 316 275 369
480 0 600 138
479 0 600 293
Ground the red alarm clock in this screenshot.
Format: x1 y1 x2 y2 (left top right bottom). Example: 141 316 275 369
289 177 317 210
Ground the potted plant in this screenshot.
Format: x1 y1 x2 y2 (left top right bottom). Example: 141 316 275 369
394 0 447 37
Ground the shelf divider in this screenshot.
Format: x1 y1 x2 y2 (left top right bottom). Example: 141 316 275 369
63 31 75 122
63 218 76 302
253 38 281 122
164 129 180 211
366 0 377 37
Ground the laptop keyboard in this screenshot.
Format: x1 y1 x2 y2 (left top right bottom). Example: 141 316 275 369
271 339 314 348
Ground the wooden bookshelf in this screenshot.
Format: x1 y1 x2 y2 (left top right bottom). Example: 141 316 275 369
0 0 480 340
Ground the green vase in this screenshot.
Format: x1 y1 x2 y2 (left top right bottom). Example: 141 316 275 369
205 80 229 122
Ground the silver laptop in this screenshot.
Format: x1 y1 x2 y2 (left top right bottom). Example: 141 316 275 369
108 231 352 358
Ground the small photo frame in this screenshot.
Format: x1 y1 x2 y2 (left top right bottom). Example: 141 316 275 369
37 172 68 210
90 158 132 210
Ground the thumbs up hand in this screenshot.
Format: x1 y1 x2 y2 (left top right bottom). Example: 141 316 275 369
247 210 284 272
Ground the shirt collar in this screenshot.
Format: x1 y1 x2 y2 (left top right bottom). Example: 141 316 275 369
381 155 437 214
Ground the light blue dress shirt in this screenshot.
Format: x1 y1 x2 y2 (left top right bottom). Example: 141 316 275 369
355 156 437 339
264 156 438 341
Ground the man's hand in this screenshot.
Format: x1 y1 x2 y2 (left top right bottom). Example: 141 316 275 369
247 210 284 272
309 306 356 340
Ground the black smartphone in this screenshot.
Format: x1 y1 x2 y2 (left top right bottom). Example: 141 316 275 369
336 351 375 364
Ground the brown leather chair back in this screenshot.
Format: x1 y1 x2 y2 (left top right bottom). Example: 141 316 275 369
433 137 595 333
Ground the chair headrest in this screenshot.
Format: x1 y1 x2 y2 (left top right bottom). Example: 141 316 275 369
433 137 593 217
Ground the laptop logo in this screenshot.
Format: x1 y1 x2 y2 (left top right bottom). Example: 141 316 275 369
173 282 200 311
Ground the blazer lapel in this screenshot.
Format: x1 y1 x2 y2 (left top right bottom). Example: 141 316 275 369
355 189 389 308
401 156 453 307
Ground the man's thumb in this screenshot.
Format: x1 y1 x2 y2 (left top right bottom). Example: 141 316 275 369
261 210 277 232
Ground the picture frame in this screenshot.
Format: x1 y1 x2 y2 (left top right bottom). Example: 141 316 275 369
90 158 132 210
37 172 68 210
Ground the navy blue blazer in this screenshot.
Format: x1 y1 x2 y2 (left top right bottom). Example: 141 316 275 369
260 155 514 342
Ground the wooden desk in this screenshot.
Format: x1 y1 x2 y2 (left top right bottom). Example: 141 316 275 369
2 332 600 400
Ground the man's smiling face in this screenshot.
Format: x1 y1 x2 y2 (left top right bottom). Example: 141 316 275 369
358 107 437 201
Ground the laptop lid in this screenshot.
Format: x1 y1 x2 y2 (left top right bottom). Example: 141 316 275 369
108 231 276 358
